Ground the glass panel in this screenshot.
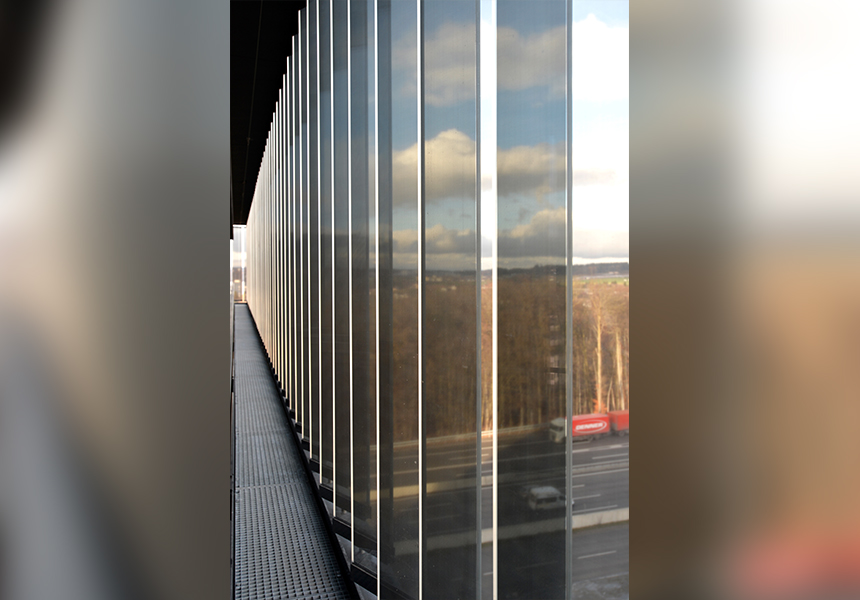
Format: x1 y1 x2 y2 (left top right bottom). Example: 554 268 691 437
301 11 312 445
309 0 322 465
349 0 378 576
286 73 290 404
568 2 629 597
319 0 335 498
378 0 420 597
332 0 352 533
365 0 379 574
289 57 297 414
496 1 567 598
296 30 307 429
421 1 479 598
290 43 297 419
378 2 419 598
274 93 280 388
375 1 394 597
267 138 272 355
232 225 246 303
276 94 283 389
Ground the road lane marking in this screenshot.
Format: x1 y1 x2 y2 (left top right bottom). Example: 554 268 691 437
577 550 617 560
573 468 628 478
572 494 601 500
515 560 559 571
573 504 617 514
592 454 628 460
480 466 627 487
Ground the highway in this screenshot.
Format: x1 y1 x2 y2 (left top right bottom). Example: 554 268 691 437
380 430 629 598
424 521 629 599
382 432 628 534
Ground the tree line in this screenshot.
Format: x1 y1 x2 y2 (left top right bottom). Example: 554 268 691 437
387 269 629 440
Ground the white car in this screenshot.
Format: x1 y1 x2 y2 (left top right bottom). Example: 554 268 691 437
549 417 566 443
526 486 570 510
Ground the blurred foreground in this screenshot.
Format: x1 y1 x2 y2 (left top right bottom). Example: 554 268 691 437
0 0 229 598
3 0 860 598
634 1 860 599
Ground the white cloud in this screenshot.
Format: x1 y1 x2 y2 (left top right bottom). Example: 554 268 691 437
392 128 627 206
500 206 628 260
497 142 565 198
393 129 476 204
425 22 477 107
570 15 629 101
426 223 475 255
390 206 626 271
496 24 566 95
394 15 628 106
392 22 477 107
499 16 628 101
393 228 418 254
393 223 475 255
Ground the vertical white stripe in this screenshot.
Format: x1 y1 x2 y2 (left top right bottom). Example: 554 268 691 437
304 6 313 451
347 0 356 562
275 91 278 384
298 26 305 429
565 2 574 599
474 0 483 594
416 0 425 597
313 0 319 463
284 79 287 391
293 51 298 422
479 0 498 597
316 0 323 474
291 57 297 418
284 71 289 407
330 0 337 517
373 0 382 595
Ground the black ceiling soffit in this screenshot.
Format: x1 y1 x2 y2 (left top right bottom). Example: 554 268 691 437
231 0 304 227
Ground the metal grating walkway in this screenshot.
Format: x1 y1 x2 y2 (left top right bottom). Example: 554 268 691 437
233 304 352 600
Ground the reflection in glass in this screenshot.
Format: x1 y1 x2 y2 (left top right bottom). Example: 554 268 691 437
242 1 629 597
319 0 335 497
289 56 297 417
350 0 377 574
332 0 352 536
421 1 479 599
567 1 629 594
301 10 311 449
308 0 321 466
496 1 567 597
378 0 420 597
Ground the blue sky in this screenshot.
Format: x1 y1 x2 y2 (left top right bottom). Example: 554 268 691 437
387 0 628 268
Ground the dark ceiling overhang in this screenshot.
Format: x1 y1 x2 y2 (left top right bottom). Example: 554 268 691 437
231 0 304 227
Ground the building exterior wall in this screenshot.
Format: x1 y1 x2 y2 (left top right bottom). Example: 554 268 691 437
245 1 629 598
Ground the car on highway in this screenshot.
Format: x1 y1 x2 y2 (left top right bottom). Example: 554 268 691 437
525 486 569 511
548 418 567 443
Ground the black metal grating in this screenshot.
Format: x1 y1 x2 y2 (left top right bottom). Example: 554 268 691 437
234 304 351 600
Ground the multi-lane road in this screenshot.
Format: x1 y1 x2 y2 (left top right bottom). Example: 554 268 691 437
376 429 629 598
383 431 629 530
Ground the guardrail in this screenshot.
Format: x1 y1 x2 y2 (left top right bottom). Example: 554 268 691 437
394 507 630 554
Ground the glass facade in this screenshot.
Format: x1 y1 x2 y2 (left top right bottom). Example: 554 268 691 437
245 1 629 598
232 225 247 302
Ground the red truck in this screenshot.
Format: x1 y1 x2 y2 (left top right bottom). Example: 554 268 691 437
608 410 629 435
549 413 609 442
549 411 628 442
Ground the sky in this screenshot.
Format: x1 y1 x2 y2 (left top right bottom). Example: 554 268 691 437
389 0 629 270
